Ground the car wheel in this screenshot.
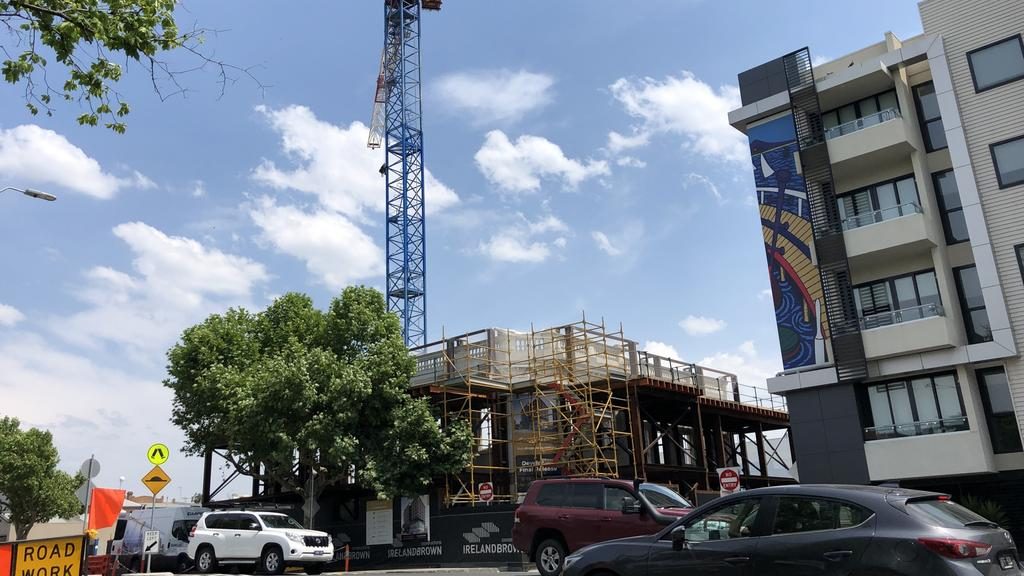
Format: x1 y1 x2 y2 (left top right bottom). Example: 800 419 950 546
176 554 192 574
536 539 566 576
305 565 323 575
195 546 218 574
261 546 285 575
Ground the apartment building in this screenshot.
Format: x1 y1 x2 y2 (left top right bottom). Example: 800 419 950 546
729 0 1024 520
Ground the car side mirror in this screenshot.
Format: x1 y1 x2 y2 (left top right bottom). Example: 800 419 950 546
671 526 687 551
622 496 642 515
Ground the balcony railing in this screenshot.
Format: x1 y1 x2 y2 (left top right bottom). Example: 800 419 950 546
864 416 969 441
824 108 901 140
859 303 945 330
841 202 922 231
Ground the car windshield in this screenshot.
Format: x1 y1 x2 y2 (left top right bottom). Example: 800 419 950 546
258 514 305 530
640 483 693 509
906 498 992 529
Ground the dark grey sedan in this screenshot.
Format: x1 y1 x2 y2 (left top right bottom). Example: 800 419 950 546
561 484 1021 576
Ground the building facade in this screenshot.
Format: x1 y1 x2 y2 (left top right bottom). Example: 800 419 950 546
730 0 1024 524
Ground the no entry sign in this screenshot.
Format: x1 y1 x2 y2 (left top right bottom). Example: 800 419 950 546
718 467 741 495
478 482 494 503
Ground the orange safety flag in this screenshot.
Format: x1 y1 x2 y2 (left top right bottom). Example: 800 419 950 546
0 543 12 576
88 488 127 531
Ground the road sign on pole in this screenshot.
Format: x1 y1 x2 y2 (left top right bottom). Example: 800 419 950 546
79 456 100 530
718 467 742 496
478 482 494 503
142 465 171 496
144 531 160 553
147 443 169 466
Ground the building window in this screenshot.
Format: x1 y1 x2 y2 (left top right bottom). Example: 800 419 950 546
967 35 1024 92
932 170 969 244
977 367 1023 453
854 270 942 329
863 372 967 440
913 82 947 152
990 135 1024 189
837 175 919 230
821 89 899 139
954 265 992 344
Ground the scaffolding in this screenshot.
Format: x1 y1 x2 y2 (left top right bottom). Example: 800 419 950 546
521 318 635 484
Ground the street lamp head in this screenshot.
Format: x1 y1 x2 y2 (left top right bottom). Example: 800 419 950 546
22 188 57 201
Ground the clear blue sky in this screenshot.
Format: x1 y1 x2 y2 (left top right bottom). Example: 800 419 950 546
0 0 924 497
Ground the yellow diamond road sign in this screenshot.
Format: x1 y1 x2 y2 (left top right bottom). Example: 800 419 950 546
148 443 169 465
142 465 171 496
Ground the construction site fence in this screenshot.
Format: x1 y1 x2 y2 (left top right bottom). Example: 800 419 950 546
410 329 786 413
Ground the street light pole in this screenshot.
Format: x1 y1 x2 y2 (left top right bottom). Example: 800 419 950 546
0 187 57 201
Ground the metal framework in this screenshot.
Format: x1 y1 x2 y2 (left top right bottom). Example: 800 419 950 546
371 0 433 347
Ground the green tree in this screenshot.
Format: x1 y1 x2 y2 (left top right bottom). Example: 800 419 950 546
165 287 473 500
1 0 259 132
0 417 82 539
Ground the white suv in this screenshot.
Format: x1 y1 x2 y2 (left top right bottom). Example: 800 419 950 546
187 511 333 575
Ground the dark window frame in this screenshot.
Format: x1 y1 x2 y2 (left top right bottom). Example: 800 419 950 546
862 371 967 431
976 367 1024 454
989 134 1024 189
954 265 993 344
853 268 942 323
836 173 919 224
967 34 1024 93
932 169 969 245
1016 244 1024 283
821 88 901 130
913 82 948 152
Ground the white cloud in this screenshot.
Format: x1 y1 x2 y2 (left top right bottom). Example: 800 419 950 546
679 315 727 336
479 213 569 264
644 340 680 359
609 72 747 164
758 288 773 301
250 197 384 290
684 172 723 202
474 130 609 194
0 303 25 327
55 222 269 354
253 105 458 218
0 124 152 199
699 340 782 389
606 130 650 154
592 231 623 256
434 69 554 124
616 156 647 168
812 54 832 67
192 180 207 198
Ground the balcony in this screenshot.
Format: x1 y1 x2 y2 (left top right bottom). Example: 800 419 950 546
861 305 956 359
843 204 935 266
864 416 969 441
864 423 995 480
826 109 916 181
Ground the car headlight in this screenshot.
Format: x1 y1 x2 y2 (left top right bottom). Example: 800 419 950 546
286 532 304 544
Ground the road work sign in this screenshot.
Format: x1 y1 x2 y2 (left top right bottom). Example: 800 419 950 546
11 535 85 576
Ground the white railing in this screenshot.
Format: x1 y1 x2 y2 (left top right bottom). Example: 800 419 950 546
824 108 901 140
864 416 969 440
841 202 921 231
860 303 945 330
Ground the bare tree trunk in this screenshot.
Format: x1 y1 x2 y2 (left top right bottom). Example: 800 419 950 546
13 521 34 541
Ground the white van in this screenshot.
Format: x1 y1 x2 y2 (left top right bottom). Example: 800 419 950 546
111 506 209 572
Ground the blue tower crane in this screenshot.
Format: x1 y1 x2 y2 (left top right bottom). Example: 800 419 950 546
368 0 441 348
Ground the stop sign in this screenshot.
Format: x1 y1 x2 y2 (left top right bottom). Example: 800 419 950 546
479 482 494 503
719 468 740 492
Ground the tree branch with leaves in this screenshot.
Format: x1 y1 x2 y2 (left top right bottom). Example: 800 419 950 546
1 0 263 132
165 287 473 501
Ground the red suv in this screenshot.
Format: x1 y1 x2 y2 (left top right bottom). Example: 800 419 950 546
512 478 693 576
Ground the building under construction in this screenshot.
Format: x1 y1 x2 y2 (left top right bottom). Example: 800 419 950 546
411 316 792 508
201 315 792 568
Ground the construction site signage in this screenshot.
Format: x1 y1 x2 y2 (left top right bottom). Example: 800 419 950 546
147 443 169 466
718 467 742 496
9 535 85 576
142 465 171 496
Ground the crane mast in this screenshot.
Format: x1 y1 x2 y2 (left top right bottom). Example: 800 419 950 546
369 0 440 347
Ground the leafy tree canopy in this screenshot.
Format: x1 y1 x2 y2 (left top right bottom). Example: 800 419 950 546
0 416 82 539
1 0 258 132
165 287 473 500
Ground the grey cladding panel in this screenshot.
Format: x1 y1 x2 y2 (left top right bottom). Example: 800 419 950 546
738 57 789 105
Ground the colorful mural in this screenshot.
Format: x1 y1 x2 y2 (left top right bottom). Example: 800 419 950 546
749 114 828 370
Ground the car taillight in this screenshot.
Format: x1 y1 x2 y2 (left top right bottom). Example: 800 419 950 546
514 510 520 524
190 525 197 538
919 537 992 559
